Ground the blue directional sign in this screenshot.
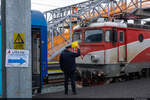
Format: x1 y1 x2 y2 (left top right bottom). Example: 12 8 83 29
6 49 29 67
8 58 25 64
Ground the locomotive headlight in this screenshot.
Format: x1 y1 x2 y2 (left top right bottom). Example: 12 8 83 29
91 55 99 63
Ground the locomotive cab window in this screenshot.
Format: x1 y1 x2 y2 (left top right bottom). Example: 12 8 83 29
105 30 117 42
119 31 124 43
105 30 112 42
72 31 82 42
85 29 103 43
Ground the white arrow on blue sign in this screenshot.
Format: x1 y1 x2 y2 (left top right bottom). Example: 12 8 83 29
8 58 25 64
5 49 29 67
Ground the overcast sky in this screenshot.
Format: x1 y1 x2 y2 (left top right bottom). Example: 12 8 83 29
31 0 150 22
31 0 87 12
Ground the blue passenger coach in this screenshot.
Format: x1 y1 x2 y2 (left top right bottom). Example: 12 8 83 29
31 10 48 91
0 21 2 96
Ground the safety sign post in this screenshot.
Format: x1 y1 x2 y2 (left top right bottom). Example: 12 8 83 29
1 0 32 98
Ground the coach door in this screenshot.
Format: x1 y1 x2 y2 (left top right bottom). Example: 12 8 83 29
118 29 126 62
32 28 41 93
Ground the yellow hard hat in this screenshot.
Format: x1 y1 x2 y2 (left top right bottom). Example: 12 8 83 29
71 41 78 48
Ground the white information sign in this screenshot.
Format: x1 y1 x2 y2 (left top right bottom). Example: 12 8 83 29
5 49 29 67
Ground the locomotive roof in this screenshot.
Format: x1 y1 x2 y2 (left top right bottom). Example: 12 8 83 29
73 22 127 30
73 22 150 30
88 22 127 28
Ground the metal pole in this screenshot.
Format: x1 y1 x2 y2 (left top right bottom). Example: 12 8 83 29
52 13 54 49
108 1 110 19
52 30 54 49
125 0 127 13
137 0 139 8
3 0 32 98
113 1 115 17
140 0 142 8
1 0 7 98
70 8 72 43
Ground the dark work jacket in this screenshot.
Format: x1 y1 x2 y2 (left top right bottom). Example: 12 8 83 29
59 48 80 72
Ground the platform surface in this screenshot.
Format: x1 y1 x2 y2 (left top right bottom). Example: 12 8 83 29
33 78 150 99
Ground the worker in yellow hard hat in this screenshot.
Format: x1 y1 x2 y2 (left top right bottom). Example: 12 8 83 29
59 41 80 95
71 41 79 48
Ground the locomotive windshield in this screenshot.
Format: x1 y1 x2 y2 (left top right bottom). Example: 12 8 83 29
85 29 103 43
72 31 82 42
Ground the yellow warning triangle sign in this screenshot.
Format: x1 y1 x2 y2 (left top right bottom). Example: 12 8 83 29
14 33 24 44
13 33 25 49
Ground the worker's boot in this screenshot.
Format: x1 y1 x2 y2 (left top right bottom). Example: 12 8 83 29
65 88 68 95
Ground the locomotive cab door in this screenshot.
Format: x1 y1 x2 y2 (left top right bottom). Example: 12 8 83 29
117 29 126 62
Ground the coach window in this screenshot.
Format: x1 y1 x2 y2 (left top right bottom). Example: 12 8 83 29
72 31 82 42
119 31 124 43
85 29 103 43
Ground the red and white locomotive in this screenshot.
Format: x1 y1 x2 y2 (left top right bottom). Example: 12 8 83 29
73 21 150 81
